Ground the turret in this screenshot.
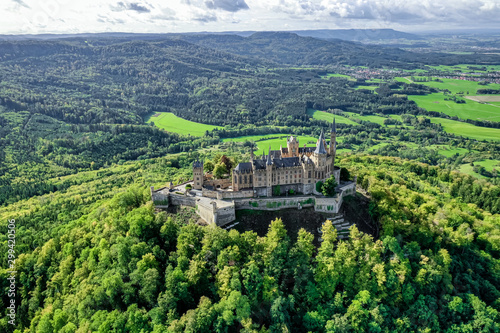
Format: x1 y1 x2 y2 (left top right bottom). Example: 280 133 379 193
287 135 299 157
193 160 204 190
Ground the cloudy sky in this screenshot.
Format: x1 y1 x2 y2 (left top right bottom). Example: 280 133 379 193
2 0 500 34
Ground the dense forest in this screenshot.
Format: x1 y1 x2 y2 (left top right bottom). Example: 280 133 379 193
0 154 499 332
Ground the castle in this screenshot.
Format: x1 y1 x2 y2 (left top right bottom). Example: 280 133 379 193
194 118 340 196
151 118 357 226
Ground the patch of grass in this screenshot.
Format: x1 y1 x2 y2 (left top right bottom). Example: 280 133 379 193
459 159 500 178
144 112 222 137
223 134 321 155
427 145 470 157
430 118 500 141
408 94 500 122
321 73 353 80
428 64 500 73
396 76 500 95
307 109 358 125
343 112 389 126
354 85 378 91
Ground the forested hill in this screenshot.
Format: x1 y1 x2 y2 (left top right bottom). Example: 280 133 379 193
0 154 498 332
178 32 500 67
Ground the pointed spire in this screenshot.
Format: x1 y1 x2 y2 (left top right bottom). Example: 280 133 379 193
314 130 327 154
332 117 336 133
267 146 272 165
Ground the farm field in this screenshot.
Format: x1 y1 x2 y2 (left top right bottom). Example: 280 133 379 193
321 73 353 79
307 109 359 125
430 117 500 141
459 159 500 178
428 64 500 73
144 112 222 136
408 94 500 122
223 134 321 155
343 112 391 126
354 85 378 91
394 77 500 94
428 145 470 157
465 95 500 102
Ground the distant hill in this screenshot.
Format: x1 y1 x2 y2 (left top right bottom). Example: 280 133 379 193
178 32 500 67
0 29 420 42
286 28 422 41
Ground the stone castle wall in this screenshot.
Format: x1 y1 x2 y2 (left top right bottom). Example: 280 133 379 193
152 179 356 226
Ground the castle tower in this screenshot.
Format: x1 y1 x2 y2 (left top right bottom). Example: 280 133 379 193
330 117 337 169
312 130 327 181
287 135 299 157
193 160 204 190
266 146 273 197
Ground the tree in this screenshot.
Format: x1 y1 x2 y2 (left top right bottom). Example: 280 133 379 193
213 163 228 179
220 155 233 171
273 185 281 196
321 176 338 197
340 167 350 181
204 161 215 173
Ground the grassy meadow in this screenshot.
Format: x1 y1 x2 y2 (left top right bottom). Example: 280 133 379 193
145 112 222 136
459 159 500 178
408 94 500 122
223 134 321 155
430 118 500 141
307 109 358 125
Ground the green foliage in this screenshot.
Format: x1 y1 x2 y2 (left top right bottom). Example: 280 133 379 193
213 163 228 179
273 185 281 196
315 181 324 193
322 176 338 197
340 167 351 181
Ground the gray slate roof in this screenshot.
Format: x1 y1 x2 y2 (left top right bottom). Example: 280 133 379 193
314 130 327 154
234 162 253 173
193 160 203 168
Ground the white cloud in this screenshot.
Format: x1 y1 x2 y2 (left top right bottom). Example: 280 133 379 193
0 0 499 34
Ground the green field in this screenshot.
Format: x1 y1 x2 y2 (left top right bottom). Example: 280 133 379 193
430 118 500 141
321 73 354 80
144 112 222 136
428 145 470 157
395 77 500 94
307 109 359 125
354 85 378 91
459 159 500 178
428 64 500 73
343 112 391 126
408 94 500 122
223 134 321 155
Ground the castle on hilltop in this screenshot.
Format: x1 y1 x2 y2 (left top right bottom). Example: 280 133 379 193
194 118 340 196
151 118 357 226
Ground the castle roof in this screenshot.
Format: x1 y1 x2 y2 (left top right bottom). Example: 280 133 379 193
314 130 327 154
234 162 253 173
193 160 203 168
332 117 336 133
273 156 301 168
298 146 315 153
266 146 272 165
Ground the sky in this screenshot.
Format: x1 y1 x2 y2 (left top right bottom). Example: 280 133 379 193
2 0 500 35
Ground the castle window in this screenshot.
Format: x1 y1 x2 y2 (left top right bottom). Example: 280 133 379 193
234 176 237 183
308 171 311 178
239 176 242 183
249 175 253 183
197 177 199 180
244 175 247 183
